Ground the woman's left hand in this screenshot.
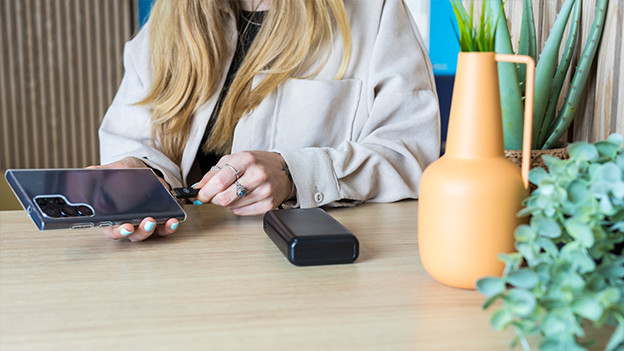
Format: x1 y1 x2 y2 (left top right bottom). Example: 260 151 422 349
193 151 294 216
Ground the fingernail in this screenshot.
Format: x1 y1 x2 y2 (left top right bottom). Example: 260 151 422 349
191 182 199 188
120 228 132 236
170 222 179 231
193 200 203 206
144 221 156 232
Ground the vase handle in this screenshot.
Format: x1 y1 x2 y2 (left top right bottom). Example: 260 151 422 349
495 54 535 190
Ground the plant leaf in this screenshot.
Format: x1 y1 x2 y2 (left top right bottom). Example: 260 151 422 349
605 315 624 351
598 263 624 279
532 216 562 239
568 142 599 162
450 0 473 52
517 0 537 94
598 163 622 183
488 0 525 150
543 0 610 149
537 237 560 257
564 218 595 248
483 294 502 310
537 0 582 147
541 313 567 337
507 288 537 317
571 297 603 321
528 167 550 186
477 277 506 297
506 269 540 289
567 179 592 205
595 140 620 159
491 309 513 331
607 133 624 146
531 0 577 149
515 224 537 242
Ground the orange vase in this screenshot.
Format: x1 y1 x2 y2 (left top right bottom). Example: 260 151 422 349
418 52 535 289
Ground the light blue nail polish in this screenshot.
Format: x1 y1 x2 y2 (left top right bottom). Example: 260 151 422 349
193 200 203 206
120 228 132 236
191 182 199 188
144 221 156 232
170 222 179 230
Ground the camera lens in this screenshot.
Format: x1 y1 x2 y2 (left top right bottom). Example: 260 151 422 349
43 207 61 217
61 206 78 217
54 198 66 205
36 198 48 206
76 205 93 216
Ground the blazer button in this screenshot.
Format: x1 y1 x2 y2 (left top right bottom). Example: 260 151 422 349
314 192 324 203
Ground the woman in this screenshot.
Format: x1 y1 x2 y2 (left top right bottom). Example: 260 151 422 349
98 0 440 241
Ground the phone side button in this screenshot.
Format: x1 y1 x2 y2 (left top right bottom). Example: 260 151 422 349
98 221 113 228
71 223 94 229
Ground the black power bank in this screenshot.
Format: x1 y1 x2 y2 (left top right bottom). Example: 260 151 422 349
263 208 359 266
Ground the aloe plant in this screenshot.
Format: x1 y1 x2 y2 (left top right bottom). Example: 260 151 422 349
488 0 609 150
489 0 524 150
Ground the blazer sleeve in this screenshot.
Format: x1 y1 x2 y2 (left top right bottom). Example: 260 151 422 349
98 24 185 189
277 0 441 208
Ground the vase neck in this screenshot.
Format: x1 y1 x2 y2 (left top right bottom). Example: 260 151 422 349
445 52 505 158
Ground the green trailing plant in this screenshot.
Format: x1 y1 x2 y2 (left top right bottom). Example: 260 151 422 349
489 0 609 150
476 134 624 351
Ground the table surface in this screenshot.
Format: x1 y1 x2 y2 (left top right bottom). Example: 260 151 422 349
0 201 612 350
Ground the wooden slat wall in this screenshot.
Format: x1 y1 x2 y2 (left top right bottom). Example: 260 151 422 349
463 0 623 144
0 0 136 170
575 0 624 142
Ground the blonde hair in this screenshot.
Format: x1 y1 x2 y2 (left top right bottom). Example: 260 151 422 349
140 0 352 163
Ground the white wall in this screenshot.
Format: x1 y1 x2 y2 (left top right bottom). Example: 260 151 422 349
404 0 430 50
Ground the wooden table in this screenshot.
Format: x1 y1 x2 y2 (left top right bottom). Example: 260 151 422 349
0 201 610 350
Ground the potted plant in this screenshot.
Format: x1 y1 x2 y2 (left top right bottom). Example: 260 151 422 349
418 1 535 289
453 0 608 152
476 134 624 351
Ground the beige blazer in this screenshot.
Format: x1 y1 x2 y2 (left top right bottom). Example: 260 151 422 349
99 0 441 208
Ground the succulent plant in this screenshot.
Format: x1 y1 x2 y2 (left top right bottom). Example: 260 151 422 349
450 0 609 150
476 134 624 351
491 0 609 150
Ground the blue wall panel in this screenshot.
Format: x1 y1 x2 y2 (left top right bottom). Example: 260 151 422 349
429 0 459 75
138 0 154 28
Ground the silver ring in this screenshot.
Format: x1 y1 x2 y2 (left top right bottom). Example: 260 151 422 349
235 181 248 197
224 163 240 179
210 165 221 171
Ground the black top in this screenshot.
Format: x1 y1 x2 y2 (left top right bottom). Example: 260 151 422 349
196 10 267 174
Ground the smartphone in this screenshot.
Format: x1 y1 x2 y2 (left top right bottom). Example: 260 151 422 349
263 208 359 266
4 168 186 230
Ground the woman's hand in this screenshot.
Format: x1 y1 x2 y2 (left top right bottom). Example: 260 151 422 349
90 156 180 241
193 151 295 216
102 217 180 242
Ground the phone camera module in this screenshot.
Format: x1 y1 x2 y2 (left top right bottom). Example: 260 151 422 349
36 198 48 206
43 206 61 218
36 196 91 218
60 206 78 217
76 205 93 216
